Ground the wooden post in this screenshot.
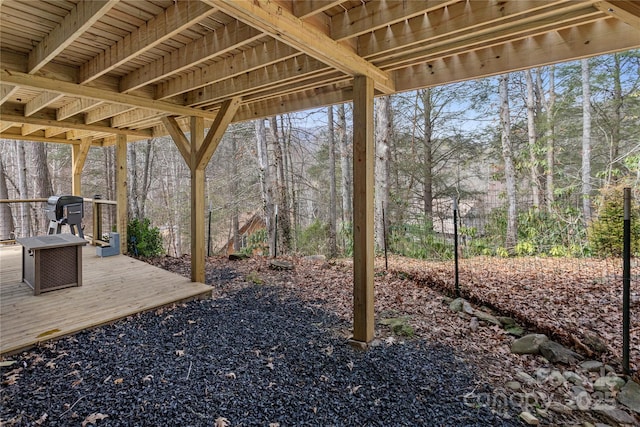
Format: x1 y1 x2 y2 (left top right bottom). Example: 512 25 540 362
115 134 128 254
190 116 206 283
71 138 91 196
351 75 375 345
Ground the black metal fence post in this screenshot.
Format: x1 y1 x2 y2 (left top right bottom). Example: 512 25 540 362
453 197 460 298
207 209 212 257
623 187 631 374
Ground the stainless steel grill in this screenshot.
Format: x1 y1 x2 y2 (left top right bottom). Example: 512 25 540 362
46 195 84 238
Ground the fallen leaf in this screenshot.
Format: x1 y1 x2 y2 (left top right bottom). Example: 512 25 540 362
0 360 16 367
266 362 274 370
349 385 362 394
225 372 236 379
214 416 230 427
113 378 124 385
82 412 108 426
37 329 61 338
142 374 153 383
187 320 196 324
346 361 354 371
175 349 185 357
34 412 48 425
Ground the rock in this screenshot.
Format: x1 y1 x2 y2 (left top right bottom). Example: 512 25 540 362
618 380 640 414
269 260 294 270
582 331 608 355
506 381 521 390
228 253 249 261
511 334 549 355
539 340 583 364
449 298 464 312
580 360 604 372
497 316 517 326
516 371 537 385
563 371 584 385
535 408 548 418
593 375 625 392
462 301 474 315
441 296 453 304
546 370 566 387
519 411 539 425
548 401 573 415
302 255 326 263
472 309 501 326
505 325 525 337
592 404 636 425
379 317 414 337
593 424 612 427
469 317 479 331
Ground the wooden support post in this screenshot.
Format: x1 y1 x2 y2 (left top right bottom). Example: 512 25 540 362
190 116 206 283
71 138 91 196
115 134 128 254
351 75 375 345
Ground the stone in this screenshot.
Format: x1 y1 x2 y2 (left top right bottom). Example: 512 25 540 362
539 340 583 364
593 375 625 392
548 401 573 415
469 317 479 331
228 253 249 261
546 370 566 387
516 371 537 385
617 379 640 414
592 404 636 425
497 316 517 326
535 408 548 418
379 317 414 337
462 300 474 315
580 360 604 372
472 309 501 326
563 371 584 385
505 325 525 337
511 334 549 355
506 381 521 390
302 254 326 263
582 331 608 355
519 411 539 425
269 260 294 270
449 298 464 312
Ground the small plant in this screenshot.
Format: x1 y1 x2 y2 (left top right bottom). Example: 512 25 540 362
246 271 263 284
127 217 163 257
241 229 268 256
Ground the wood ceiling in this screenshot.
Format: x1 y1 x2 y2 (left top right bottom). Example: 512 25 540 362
1 0 639 147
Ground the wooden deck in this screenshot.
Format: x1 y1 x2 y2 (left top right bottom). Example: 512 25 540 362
0 244 212 355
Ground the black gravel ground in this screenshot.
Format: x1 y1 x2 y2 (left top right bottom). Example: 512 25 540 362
1 285 521 426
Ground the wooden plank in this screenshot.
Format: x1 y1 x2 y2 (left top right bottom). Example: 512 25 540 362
28 0 118 73
24 91 64 116
79 1 216 83
0 84 18 104
595 0 640 30
207 0 395 94
0 70 219 120
0 246 211 355
293 0 344 19
57 98 102 120
85 104 133 124
190 116 205 283
119 22 263 93
161 116 191 165
352 75 375 344
196 97 240 170
116 134 128 254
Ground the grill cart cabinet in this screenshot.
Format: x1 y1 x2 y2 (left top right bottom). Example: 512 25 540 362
16 234 88 295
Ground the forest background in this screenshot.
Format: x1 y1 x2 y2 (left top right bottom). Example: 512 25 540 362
1 50 639 261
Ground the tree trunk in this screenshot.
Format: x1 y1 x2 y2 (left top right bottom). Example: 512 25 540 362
230 135 241 252
270 116 291 253
0 155 15 240
31 142 53 233
337 104 352 228
499 75 518 250
375 96 391 251
282 114 298 251
420 88 433 220
581 58 592 224
255 119 274 256
610 53 622 182
15 141 31 237
525 69 540 209
139 139 154 218
129 143 139 218
538 66 556 211
327 106 337 257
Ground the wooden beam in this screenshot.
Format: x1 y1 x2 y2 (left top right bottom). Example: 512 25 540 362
115 134 128 254
207 0 395 93
24 91 64 117
85 105 133 124
21 124 42 136
0 70 218 120
595 1 640 30
1 104 153 138
79 1 215 83
293 0 344 19
57 99 102 121
161 116 191 165
190 116 205 283
44 127 68 138
156 40 299 99
196 97 241 170
0 122 15 133
393 18 640 92
71 138 92 196
0 84 18 104
331 0 459 40
28 0 118 74
351 75 375 344
119 22 263 93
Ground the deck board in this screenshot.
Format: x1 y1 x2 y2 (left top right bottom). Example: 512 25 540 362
0 244 211 355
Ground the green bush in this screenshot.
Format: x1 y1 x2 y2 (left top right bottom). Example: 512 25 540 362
389 217 453 260
297 220 330 256
240 229 268 256
127 218 164 257
588 184 640 257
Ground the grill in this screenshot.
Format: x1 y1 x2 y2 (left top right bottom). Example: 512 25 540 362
46 195 84 238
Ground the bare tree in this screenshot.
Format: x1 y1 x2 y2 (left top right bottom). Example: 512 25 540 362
327 106 337 257
525 69 541 209
15 141 31 237
0 155 15 240
269 116 292 253
581 58 592 223
375 96 392 250
337 104 352 228
499 75 518 250
537 66 556 211
420 88 434 219
255 119 275 255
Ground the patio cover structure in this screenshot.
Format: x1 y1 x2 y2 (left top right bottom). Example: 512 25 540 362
1 0 639 345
